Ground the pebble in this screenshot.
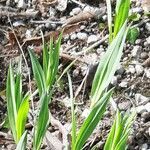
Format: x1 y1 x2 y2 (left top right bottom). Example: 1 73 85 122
135 64 144 75
96 47 104 54
140 52 149 59
119 81 128 88
135 93 149 105
111 76 118 86
145 22 150 32
146 36 150 45
70 7 82 16
118 101 131 111
145 69 150 78
116 65 125 75
17 0 26 8
87 35 98 44
135 39 142 44
77 32 88 40
81 108 90 118
25 29 32 38
141 112 150 120
70 33 77 40
102 15 107 21
131 46 141 57
145 103 150 112
136 105 147 114
132 7 143 13
13 21 24 27
141 143 148 150
48 7 57 17
128 65 136 74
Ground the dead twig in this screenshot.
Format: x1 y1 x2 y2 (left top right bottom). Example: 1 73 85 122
0 10 39 18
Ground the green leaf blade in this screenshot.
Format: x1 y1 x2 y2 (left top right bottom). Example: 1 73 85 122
16 93 29 142
33 93 49 150
74 89 113 150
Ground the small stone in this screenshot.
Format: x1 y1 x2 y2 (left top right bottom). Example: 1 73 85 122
116 65 125 75
145 22 150 32
48 7 56 17
81 108 90 118
77 32 88 40
70 33 77 40
136 105 147 114
119 81 128 88
131 46 141 57
135 64 144 75
128 65 136 74
132 7 143 13
146 36 150 45
111 76 118 86
135 39 141 44
141 112 150 120
118 101 131 111
135 93 149 105
145 69 150 78
96 47 104 54
25 30 32 38
145 103 150 112
18 0 27 8
140 52 149 59
102 15 107 21
70 7 82 16
87 35 98 44
141 143 148 150
13 21 24 27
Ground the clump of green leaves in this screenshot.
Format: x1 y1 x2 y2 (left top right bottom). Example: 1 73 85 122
29 34 62 97
6 60 29 143
104 110 136 150
106 0 130 42
127 27 139 44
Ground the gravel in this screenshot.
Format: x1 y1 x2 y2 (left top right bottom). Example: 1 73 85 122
77 32 88 40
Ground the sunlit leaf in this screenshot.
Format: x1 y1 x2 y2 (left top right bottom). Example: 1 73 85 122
16 131 27 150
74 89 113 150
33 93 49 150
16 93 29 142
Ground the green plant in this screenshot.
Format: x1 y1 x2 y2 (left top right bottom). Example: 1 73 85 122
6 61 29 143
5 0 136 149
104 110 136 150
106 0 130 42
29 34 62 97
127 27 139 44
33 93 49 150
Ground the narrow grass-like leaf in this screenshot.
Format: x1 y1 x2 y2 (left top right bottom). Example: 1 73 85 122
114 0 130 37
16 131 27 150
67 72 76 148
104 110 136 150
106 0 112 42
74 88 113 150
91 22 128 107
15 74 22 111
6 63 17 142
29 50 46 96
33 93 49 150
47 33 62 89
15 58 22 110
16 93 29 142
43 43 49 78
